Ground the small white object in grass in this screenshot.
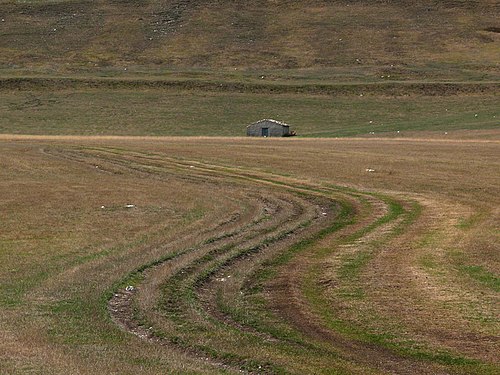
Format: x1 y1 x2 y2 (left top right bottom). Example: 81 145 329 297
474 114 478 117
444 132 448 135
189 165 194 168
95 165 99 168
366 168 375 172
369 120 373 124
359 93 363 97
1 19 4 22
125 204 135 208
101 205 105 209
125 285 134 292
397 130 400 133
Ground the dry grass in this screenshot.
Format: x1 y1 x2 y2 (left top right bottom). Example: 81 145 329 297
0 1 499 81
0 134 498 373
1 1 498 372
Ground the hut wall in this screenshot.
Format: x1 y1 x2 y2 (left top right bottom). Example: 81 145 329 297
247 120 289 137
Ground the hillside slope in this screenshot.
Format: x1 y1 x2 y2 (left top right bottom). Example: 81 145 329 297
1 0 499 81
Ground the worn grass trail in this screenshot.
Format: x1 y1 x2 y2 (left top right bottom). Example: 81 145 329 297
3 141 496 374
39 145 491 374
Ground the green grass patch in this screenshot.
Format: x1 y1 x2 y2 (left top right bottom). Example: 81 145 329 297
0 90 498 137
419 253 439 270
458 265 500 292
338 251 372 281
455 212 486 230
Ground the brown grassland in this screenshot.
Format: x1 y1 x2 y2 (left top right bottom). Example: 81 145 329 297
0 0 499 373
1 0 499 81
0 134 498 374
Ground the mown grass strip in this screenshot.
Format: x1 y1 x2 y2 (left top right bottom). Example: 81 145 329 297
458 265 500 292
300 199 492 370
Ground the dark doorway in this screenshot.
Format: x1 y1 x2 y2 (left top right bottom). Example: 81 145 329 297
261 128 269 137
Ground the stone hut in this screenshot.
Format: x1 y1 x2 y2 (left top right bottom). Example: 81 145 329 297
246 119 294 137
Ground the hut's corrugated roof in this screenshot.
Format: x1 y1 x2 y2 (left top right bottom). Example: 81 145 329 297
247 119 290 128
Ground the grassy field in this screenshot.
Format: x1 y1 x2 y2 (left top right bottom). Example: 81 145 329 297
0 88 498 137
0 0 499 373
0 135 498 374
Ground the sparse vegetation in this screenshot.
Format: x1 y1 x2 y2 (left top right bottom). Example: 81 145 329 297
0 0 499 373
0 137 498 374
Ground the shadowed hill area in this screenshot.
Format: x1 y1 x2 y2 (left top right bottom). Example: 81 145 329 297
0 0 499 81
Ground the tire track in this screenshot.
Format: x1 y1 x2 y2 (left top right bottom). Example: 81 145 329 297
45 146 487 374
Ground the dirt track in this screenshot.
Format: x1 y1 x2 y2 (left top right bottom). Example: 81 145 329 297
43 145 492 374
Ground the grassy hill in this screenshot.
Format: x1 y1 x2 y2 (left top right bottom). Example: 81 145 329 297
1 0 499 81
0 0 498 137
